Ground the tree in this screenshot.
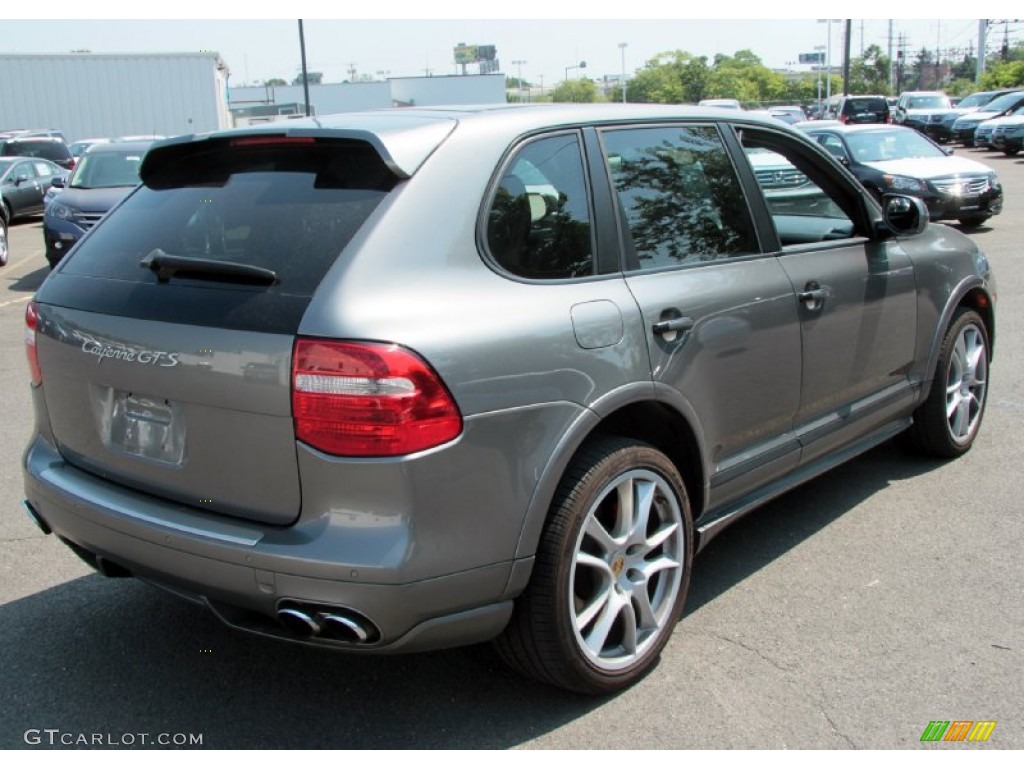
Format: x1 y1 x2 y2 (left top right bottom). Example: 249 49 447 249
550 78 600 103
293 71 323 86
264 78 288 87
845 45 892 95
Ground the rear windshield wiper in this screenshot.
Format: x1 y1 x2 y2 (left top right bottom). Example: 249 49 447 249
140 249 278 286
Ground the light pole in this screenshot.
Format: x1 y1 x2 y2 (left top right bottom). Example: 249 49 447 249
565 61 586 82
619 42 628 104
512 59 527 102
814 44 826 113
818 19 841 104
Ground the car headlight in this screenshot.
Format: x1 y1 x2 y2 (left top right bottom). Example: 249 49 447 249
48 202 76 220
882 175 927 194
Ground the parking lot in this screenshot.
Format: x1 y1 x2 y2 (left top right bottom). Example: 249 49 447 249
1 148 1022 749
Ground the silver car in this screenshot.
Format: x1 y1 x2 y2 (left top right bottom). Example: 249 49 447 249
22 105 996 694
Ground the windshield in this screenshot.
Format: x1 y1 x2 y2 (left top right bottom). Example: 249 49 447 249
69 150 145 189
957 92 993 109
907 95 951 109
983 92 1024 112
845 130 946 162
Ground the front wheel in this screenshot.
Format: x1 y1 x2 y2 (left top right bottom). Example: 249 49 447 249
495 438 693 694
905 309 990 458
958 215 990 228
0 216 8 267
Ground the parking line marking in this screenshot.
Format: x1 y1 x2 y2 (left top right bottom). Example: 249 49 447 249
0 295 33 308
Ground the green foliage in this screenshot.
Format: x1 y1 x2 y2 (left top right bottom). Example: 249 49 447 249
264 78 288 87
980 59 1024 89
550 78 601 103
845 45 892 95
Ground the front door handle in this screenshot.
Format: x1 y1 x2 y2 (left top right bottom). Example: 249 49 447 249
652 316 695 335
798 282 831 310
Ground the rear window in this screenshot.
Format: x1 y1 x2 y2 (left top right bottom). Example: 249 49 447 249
2 140 72 163
41 139 396 333
843 98 887 115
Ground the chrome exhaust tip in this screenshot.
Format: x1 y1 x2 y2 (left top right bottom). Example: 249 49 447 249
276 607 322 638
320 613 371 643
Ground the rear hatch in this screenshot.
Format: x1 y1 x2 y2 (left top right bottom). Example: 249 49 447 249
32 134 402 525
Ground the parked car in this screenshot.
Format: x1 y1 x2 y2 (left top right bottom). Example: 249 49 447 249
42 140 153 268
972 105 1024 149
800 123 1002 227
767 106 807 124
991 112 1024 156
68 138 110 162
0 136 74 170
951 91 1024 146
829 94 891 124
893 91 953 136
932 89 1016 143
23 105 996 694
697 98 741 109
1 156 67 223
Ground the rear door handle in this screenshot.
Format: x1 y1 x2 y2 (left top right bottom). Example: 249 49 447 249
652 316 695 335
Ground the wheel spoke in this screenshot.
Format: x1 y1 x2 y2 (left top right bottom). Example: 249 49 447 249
583 515 620 555
946 390 961 420
952 396 971 437
639 554 680 580
614 477 635 539
575 584 614 631
619 598 638 654
575 551 614 579
644 521 679 553
626 479 656 546
630 580 660 631
584 592 625 655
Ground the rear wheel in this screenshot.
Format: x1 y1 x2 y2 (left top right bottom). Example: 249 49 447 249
1004 148 1020 157
495 437 693 694
905 309 989 458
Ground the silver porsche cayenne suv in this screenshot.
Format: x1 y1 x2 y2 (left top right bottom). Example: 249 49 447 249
22 105 996 694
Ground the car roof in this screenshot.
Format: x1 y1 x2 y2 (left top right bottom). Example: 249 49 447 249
83 140 154 154
145 103 794 180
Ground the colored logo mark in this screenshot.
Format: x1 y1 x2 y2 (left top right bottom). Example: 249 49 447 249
920 721 996 742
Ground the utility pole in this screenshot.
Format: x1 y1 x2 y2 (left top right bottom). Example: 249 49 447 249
297 19 311 117
842 19 852 95
888 19 895 93
977 19 987 82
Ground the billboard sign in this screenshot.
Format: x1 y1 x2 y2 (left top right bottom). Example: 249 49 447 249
799 52 826 65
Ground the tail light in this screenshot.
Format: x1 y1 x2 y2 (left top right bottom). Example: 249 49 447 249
292 340 462 457
839 113 848 124
25 301 42 385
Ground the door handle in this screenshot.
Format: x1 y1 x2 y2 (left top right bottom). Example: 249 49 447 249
652 316 695 335
798 282 831 309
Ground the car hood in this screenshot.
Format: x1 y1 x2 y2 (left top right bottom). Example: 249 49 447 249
860 156 993 179
956 111 1001 126
50 185 136 213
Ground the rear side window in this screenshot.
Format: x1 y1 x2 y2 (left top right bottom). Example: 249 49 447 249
4 140 71 163
601 124 758 269
46 139 396 333
485 133 594 280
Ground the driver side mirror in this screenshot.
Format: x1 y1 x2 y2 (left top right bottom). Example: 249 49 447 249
881 194 929 236
51 176 66 188
14 174 31 186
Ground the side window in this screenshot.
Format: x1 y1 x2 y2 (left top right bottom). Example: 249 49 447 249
601 125 758 270
485 133 593 279
13 162 36 181
816 134 849 163
739 128 858 247
34 161 55 178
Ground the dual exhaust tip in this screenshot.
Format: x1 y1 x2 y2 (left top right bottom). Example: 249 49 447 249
276 602 379 644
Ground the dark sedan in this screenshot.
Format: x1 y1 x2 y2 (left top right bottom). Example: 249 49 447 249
799 124 1003 227
1 156 67 222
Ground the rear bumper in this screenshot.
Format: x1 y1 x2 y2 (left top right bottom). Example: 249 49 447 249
23 437 523 653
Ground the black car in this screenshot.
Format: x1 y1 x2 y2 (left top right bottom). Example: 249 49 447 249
831 95 890 125
0 137 75 170
801 124 1002 227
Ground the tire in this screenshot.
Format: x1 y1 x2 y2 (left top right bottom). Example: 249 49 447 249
0 216 8 267
957 215 990 228
495 437 693 694
1004 148 1020 157
905 309 990 458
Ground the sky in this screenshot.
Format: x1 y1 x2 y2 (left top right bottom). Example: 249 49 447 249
3 7 1021 90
